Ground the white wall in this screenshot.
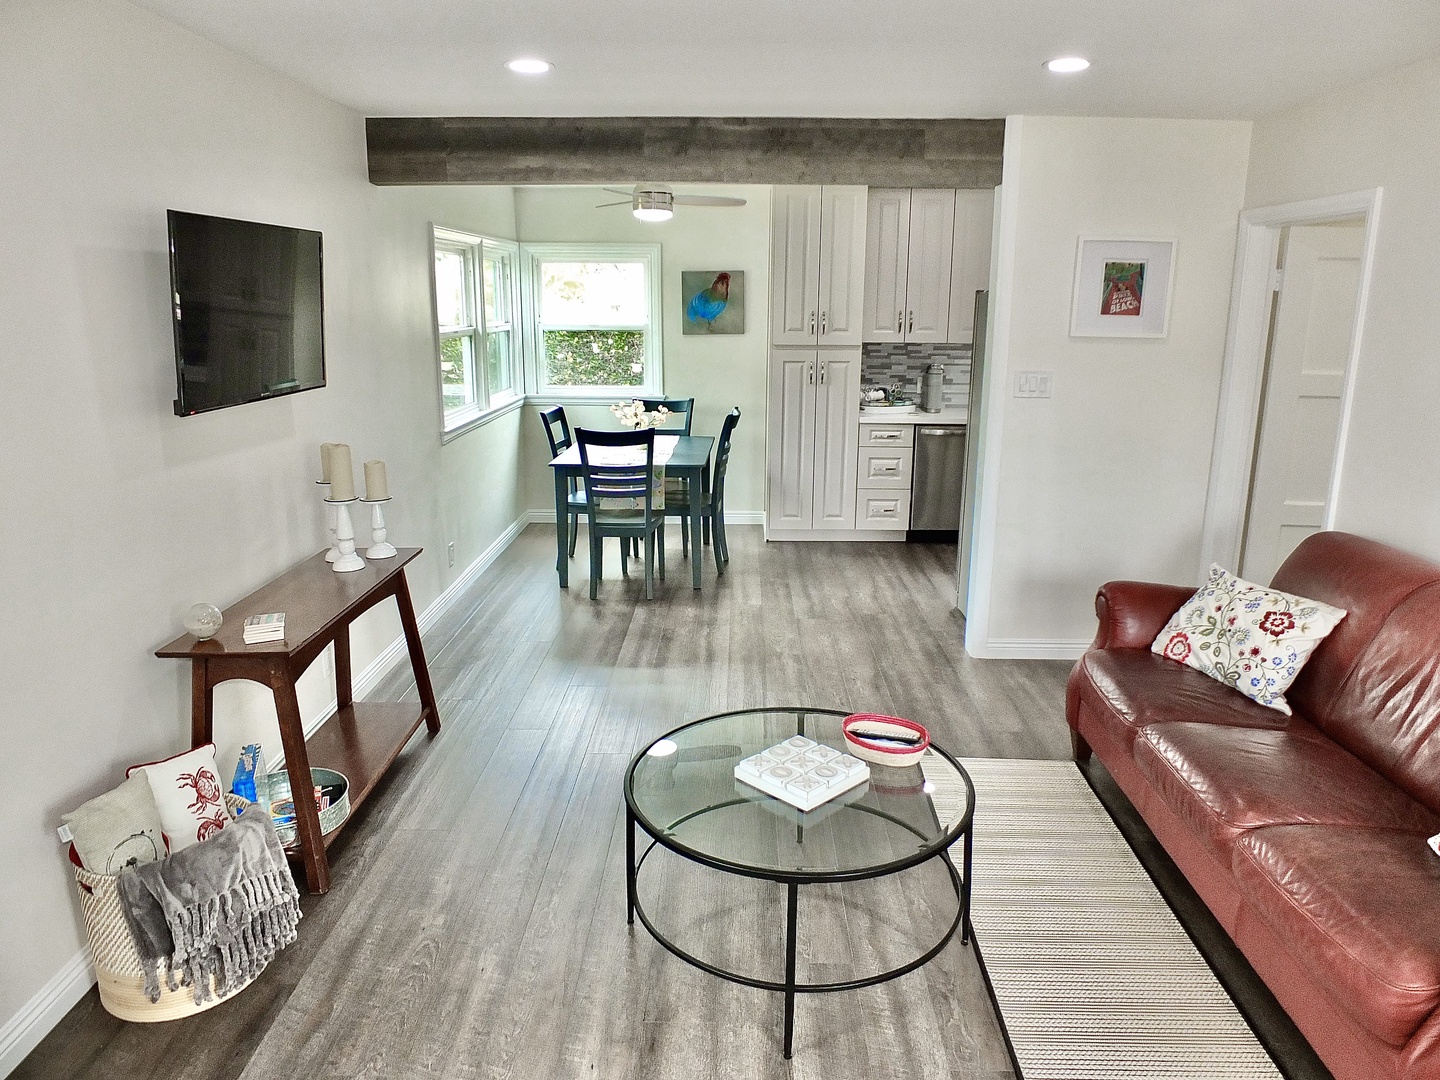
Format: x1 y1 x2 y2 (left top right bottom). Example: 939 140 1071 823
0 0 523 1062
512 186 772 515
1245 56 1440 560
967 116 1252 656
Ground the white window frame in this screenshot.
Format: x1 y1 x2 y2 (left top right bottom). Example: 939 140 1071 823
431 226 523 441
520 243 664 402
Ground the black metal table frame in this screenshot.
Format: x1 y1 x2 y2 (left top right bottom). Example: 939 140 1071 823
623 707 976 1059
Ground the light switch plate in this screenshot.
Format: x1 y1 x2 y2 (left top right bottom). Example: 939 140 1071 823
1013 371 1053 398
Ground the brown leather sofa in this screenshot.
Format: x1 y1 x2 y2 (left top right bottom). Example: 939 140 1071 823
1066 531 1440 1080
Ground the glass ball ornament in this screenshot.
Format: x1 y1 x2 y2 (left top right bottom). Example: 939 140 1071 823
185 603 224 640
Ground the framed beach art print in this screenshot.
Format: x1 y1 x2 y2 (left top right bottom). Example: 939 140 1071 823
1070 238 1176 338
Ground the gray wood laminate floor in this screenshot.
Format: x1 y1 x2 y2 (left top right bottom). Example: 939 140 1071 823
19 526 1073 1080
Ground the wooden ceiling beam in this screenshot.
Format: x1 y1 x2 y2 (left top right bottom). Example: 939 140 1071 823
365 116 1004 188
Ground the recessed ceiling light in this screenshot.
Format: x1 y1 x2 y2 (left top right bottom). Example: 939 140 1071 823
1046 56 1090 74
506 58 552 75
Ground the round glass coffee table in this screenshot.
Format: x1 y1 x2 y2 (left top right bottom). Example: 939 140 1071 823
624 706 975 1059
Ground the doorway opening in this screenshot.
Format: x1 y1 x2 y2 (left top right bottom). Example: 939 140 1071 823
1199 190 1381 578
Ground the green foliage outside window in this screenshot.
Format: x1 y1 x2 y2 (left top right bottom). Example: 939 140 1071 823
440 336 469 407
544 330 645 387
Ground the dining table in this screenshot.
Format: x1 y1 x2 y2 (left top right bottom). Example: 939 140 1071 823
549 433 715 591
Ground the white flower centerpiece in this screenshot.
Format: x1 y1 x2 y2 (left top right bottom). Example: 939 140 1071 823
610 400 670 430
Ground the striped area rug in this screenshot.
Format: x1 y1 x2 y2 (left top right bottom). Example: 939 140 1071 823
923 757 1282 1080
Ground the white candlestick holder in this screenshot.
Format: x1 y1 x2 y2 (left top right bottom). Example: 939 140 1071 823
317 480 341 562
324 497 366 572
360 497 397 559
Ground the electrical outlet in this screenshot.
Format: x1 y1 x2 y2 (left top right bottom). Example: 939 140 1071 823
447 541 456 567
1013 370 1053 398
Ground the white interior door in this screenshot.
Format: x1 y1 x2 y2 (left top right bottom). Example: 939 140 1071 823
1240 222 1364 583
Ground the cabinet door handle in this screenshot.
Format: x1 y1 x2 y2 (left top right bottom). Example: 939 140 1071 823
809 310 816 335
897 311 904 333
821 311 827 336
819 361 827 384
908 310 914 333
807 361 814 384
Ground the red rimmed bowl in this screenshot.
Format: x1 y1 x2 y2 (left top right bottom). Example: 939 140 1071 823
841 713 930 768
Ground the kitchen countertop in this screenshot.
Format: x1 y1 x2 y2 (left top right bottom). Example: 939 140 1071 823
858 407 968 426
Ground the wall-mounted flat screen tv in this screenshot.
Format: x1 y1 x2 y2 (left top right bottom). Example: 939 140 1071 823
168 210 326 416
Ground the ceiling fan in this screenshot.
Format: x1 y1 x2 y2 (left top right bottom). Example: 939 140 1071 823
596 184 747 222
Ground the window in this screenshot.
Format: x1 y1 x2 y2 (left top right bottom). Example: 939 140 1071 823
432 227 521 436
522 244 662 398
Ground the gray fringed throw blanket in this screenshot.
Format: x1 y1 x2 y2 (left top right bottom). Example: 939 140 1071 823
117 808 301 1004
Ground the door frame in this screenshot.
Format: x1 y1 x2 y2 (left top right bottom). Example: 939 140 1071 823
1198 188 1383 575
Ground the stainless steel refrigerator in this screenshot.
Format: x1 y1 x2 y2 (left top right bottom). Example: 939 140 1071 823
956 289 988 617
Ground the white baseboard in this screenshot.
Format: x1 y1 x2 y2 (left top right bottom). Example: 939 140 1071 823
968 637 1090 661
0 949 93 1078
2 512 540 1075
764 528 905 542
527 508 764 526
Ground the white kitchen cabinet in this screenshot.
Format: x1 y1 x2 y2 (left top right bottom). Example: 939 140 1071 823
857 445 913 489
766 348 860 531
947 188 996 344
770 186 868 346
904 189 958 343
861 189 910 343
862 189 956 344
771 187 823 346
854 421 916 532
856 490 911 531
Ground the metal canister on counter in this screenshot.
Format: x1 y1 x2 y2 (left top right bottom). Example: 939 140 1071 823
920 363 946 412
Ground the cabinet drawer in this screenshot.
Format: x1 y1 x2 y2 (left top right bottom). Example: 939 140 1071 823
857 445 913 488
859 423 914 448
856 488 911 530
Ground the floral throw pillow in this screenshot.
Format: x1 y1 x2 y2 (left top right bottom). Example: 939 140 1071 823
1150 564 1347 714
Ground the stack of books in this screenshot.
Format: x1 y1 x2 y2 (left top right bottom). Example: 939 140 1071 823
242 612 286 644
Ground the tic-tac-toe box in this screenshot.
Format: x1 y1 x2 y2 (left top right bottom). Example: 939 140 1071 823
734 738 871 811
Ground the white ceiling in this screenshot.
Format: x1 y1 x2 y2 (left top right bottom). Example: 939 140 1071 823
134 0 1440 121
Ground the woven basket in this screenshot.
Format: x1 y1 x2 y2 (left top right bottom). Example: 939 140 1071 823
71 793 267 1022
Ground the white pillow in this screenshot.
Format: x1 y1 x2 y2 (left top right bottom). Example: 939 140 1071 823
62 772 166 874
127 743 230 851
1151 564 1347 715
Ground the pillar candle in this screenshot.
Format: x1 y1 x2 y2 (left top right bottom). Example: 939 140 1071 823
320 442 339 482
364 460 389 501
328 444 356 500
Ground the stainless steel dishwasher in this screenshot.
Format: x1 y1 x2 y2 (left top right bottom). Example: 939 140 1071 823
910 426 967 533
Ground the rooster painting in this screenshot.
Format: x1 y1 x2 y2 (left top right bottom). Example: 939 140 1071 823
682 270 744 334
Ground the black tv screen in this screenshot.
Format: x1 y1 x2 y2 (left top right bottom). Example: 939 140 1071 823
168 210 326 416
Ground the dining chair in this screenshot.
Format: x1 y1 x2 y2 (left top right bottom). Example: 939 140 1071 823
576 427 666 600
639 397 695 435
663 408 739 575
540 405 586 558
640 397 699 549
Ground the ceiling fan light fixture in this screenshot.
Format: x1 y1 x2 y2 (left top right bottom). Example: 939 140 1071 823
506 57 552 75
1045 56 1090 73
632 188 674 222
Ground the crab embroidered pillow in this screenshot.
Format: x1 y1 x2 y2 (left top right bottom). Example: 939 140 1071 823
127 743 230 851
1150 564 1347 715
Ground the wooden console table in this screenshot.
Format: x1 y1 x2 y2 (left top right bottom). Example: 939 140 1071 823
156 548 440 894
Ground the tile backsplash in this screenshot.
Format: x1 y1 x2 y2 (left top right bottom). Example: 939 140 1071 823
861 342 973 412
